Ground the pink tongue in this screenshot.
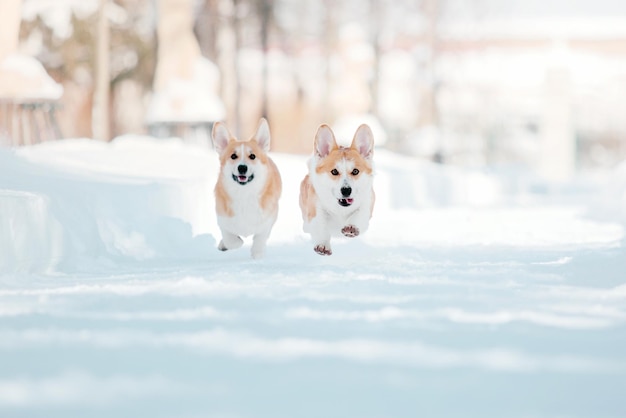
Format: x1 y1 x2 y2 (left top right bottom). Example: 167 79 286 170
346 198 354 203
239 176 247 181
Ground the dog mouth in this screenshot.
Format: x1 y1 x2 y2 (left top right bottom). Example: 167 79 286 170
232 173 254 185
338 198 354 207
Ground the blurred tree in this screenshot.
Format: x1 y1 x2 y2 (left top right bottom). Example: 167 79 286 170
420 0 442 162
153 0 202 93
201 0 277 135
19 0 157 139
369 0 381 118
195 0 220 62
322 0 337 121
93 0 110 141
256 0 274 120
233 0 242 134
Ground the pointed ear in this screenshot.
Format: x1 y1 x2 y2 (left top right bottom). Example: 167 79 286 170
253 118 271 152
351 124 374 159
212 122 232 153
314 124 338 158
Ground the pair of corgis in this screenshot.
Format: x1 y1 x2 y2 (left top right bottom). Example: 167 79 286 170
212 118 375 258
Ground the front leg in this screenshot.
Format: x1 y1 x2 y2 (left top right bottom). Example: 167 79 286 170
341 225 359 237
314 243 332 256
251 226 272 259
218 230 243 251
343 207 370 238
306 214 332 256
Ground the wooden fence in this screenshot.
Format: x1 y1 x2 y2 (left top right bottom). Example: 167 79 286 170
0 98 62 146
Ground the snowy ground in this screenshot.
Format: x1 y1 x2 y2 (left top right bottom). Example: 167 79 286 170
1 136 625 418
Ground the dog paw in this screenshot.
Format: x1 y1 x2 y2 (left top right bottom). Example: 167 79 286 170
218 235 243 251
341 225 360 238
314 245 332 256
251 248 265 259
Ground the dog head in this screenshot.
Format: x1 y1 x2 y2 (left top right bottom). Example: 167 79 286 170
311 123 374 208
212 118 272 187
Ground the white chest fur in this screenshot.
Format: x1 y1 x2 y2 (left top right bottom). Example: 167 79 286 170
218 178 274 237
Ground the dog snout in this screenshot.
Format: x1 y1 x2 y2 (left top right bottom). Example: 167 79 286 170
238 165 248 174
340 186 352 197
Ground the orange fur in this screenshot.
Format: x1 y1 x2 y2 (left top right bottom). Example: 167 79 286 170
260 158 282 213
315 146 373 177
299 175 317 222
214 178 233 217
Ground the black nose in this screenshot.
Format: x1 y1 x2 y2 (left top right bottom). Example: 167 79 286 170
340 186 352 197
238 165 247 174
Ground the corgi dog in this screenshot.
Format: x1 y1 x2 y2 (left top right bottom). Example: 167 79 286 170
299 124 375 256
212 118 282 259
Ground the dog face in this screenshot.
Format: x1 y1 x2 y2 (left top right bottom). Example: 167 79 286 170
213 119 271 187
312 124 374 208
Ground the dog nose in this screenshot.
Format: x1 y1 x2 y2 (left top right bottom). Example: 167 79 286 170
340 186 352 197
238 165 247 174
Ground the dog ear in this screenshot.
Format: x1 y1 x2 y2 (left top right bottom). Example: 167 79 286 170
212 122 231 153
314 124 337 158
351 124 374 160
253 118 271 152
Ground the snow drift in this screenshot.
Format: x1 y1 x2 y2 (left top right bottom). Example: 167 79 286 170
1 136 621 275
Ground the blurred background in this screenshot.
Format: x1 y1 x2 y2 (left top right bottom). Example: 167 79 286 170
2 0 626 180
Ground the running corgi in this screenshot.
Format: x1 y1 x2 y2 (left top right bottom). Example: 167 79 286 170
212 118 282 259
299 124 375 256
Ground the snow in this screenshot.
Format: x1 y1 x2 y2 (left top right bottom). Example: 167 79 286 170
1 136 625 417
0 53 63 100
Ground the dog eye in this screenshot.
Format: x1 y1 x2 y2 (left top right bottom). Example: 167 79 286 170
351 168 360 175
330 169 339 176
230 153 238 160
249 154 256 160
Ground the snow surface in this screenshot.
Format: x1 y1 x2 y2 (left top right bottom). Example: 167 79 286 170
1 136 625 418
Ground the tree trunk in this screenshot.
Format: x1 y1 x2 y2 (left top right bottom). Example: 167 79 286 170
258 0 273 121
195 0 220 62
322 0 336 121
93 0 110 141
233 0 242 136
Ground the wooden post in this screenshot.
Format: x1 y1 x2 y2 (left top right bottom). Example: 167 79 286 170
93 0 110 141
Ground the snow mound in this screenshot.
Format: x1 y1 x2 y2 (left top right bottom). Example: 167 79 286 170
0 54 63 100
0 138 215 274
